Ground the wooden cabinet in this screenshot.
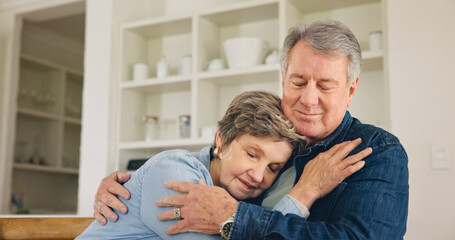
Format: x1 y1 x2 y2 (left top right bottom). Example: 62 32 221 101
113 0 387 171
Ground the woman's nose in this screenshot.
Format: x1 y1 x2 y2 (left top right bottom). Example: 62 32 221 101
247 166 265 183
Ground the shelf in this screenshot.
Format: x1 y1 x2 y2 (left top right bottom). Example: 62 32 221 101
118 138 212 150
362 50 384 71
21 54 83 76
122 15 192 38
18 108 60 121
200 0 278 27
287 0 380 14
64 117 81 125
13 163 78 175
121 75 192 93
198 64 281 89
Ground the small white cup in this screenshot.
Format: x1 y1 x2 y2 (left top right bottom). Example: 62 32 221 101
180 54 192 74
133 62 149 81
369 31 383 51
204 58 225 71
156 56 169 78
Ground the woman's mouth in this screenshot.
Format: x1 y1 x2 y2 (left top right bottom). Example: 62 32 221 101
238 178 255 190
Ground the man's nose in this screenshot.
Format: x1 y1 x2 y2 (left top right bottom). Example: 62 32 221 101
299 83 319 106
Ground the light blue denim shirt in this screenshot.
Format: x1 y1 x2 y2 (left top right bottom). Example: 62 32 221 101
77 146 302 239
77 146 217 240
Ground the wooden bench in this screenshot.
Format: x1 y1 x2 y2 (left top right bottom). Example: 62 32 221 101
0 217 94 240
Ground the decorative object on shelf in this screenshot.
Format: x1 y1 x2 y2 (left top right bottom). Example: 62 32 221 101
180 54 192 74
223 37 268 69
11 187 28 214
156 56 170 78
143 115 159 141
133 62 149 81
14 140 28 163
28 135 46 165
179 115 191 138
19 88 57 108
265 50 279 64
203 58 225 71
369 30 383 51
201 125 217 140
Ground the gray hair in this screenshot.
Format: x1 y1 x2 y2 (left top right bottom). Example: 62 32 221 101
280 19 362 84
215 91 306 155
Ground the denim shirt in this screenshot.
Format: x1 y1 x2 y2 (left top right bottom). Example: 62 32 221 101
231 111 409 240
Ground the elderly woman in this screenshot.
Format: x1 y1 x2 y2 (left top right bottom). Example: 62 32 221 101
77 91 366 239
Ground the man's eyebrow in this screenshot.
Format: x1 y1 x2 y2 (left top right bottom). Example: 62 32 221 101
289 73 306 79
319 78 338 83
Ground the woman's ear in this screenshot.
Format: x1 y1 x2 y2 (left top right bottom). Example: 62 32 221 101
215 130 222 149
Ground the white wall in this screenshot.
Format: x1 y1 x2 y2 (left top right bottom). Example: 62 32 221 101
387 0 455 239
77 0 115 215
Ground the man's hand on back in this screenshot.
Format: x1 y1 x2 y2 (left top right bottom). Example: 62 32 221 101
156 179 238 235
94 171 131 225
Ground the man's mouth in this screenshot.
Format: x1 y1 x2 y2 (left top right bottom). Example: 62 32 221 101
296 110 321 119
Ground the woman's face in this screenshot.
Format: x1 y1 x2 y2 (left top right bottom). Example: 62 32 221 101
217 134 293 200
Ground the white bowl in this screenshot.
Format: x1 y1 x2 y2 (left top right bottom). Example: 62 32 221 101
223 37 268 69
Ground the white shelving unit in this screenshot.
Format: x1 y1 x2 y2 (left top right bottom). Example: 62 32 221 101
113 0 387 171
12 53 83 214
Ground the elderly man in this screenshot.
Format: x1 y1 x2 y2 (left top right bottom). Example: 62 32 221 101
95 19 409 239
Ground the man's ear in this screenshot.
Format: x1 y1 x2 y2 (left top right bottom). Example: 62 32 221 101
347 77 359 107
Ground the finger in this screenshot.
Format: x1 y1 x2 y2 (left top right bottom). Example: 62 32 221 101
324 140 351 155
333 138 363 159
198 178 207 185
156 207 184 221
342 160 365 178
343 147 372 167
97 202 119 222
115 171 132 184
166 220 189 235
156 194 187 207
94 211 107 225
164 180 198 194
96 189 128 214
106 174 131 200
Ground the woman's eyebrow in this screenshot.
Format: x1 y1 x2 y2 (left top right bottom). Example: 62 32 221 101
243 143 265 156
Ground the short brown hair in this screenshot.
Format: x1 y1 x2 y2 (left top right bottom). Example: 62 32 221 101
215 91 306 154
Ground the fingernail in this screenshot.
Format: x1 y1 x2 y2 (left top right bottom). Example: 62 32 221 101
124 193 130 199
122 207 127 213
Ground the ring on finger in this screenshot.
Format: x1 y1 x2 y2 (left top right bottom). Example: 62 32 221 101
173 208 182 219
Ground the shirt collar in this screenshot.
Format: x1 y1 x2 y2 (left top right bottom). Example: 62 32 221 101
298 111 353 157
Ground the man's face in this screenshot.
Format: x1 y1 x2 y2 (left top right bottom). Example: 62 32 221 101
281 41 358 144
